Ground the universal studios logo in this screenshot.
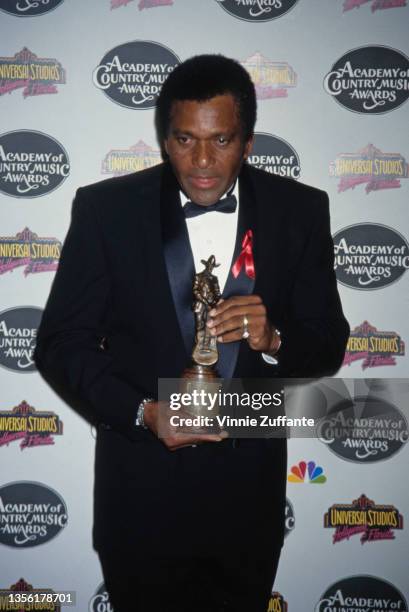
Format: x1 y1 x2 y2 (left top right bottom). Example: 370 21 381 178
93 40 180 109
215 0 300 21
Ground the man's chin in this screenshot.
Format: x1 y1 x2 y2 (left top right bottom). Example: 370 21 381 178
185 190 224 207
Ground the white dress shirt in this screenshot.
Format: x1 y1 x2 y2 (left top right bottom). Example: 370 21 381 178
180 183 278 365
180 182 239 292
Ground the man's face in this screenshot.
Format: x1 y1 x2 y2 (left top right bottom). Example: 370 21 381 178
164 94 253 206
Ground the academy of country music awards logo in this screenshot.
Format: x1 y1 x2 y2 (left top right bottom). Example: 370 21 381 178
343 321 405 369
0 481 68 547
324 494 403 545
324 46 409 114
340 0 407 13
0 48 65 98
316 575 408 612
330 144 408 194
333 223 409 290
0 1 64 17
0 578 62 612
89 583 113 612
248 133 301 179
93 44 296 107
284 497 295 537
110 0 173 9
241 52 296 100
0 306 42 373
93 41 180 109
215 0 300 21
0 131 70 198
0 401 63 450
0 228 61 275
102 140 161 176
318 392 408 463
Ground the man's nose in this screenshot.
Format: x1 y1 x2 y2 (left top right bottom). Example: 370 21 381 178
192 141 214 169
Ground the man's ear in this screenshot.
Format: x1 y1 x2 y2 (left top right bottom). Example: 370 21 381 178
164 140 169 155
243 136 254 161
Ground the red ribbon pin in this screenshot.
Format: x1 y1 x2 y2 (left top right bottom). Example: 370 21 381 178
231 229 255 279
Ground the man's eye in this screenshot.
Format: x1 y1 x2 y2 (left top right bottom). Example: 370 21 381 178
177 136 190 144
217 137 229 145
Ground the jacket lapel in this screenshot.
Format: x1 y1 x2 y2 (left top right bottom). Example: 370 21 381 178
222 165 256 299
250 165 288 305
160 164 196 357
217 164 256 379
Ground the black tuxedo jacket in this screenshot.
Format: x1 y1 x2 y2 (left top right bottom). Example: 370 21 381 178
34 162 349 555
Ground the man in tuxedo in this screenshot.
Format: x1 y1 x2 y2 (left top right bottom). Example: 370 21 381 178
34 55 349 611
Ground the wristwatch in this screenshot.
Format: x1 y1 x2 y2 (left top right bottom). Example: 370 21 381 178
135 397 154 429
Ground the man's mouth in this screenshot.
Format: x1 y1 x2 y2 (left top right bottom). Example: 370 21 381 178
189 176 219 189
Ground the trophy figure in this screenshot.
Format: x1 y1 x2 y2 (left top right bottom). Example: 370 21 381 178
180 255 223 427
192 254 221 367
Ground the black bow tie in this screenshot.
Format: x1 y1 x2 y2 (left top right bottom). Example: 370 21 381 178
183 194 237 219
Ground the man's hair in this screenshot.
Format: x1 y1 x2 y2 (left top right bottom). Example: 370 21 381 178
155 54 257 145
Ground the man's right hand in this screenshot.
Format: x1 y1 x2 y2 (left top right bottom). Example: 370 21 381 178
143 401 228 450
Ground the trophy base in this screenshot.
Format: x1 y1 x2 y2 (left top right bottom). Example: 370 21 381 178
179 364 222 434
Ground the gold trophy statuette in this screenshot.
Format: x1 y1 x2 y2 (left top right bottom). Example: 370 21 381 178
180 255 223 429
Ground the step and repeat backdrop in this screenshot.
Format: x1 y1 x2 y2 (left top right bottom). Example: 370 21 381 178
1 1 408 610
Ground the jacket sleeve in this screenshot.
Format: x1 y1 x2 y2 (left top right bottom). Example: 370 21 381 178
273 191 350 377
34 188 150 441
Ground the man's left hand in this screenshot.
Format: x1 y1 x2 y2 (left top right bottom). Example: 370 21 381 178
207 295 279 353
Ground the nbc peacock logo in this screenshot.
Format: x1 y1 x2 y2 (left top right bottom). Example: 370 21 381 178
287 460 327 484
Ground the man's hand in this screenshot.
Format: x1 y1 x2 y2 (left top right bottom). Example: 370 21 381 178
143 401 228 451
206 295 280 354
